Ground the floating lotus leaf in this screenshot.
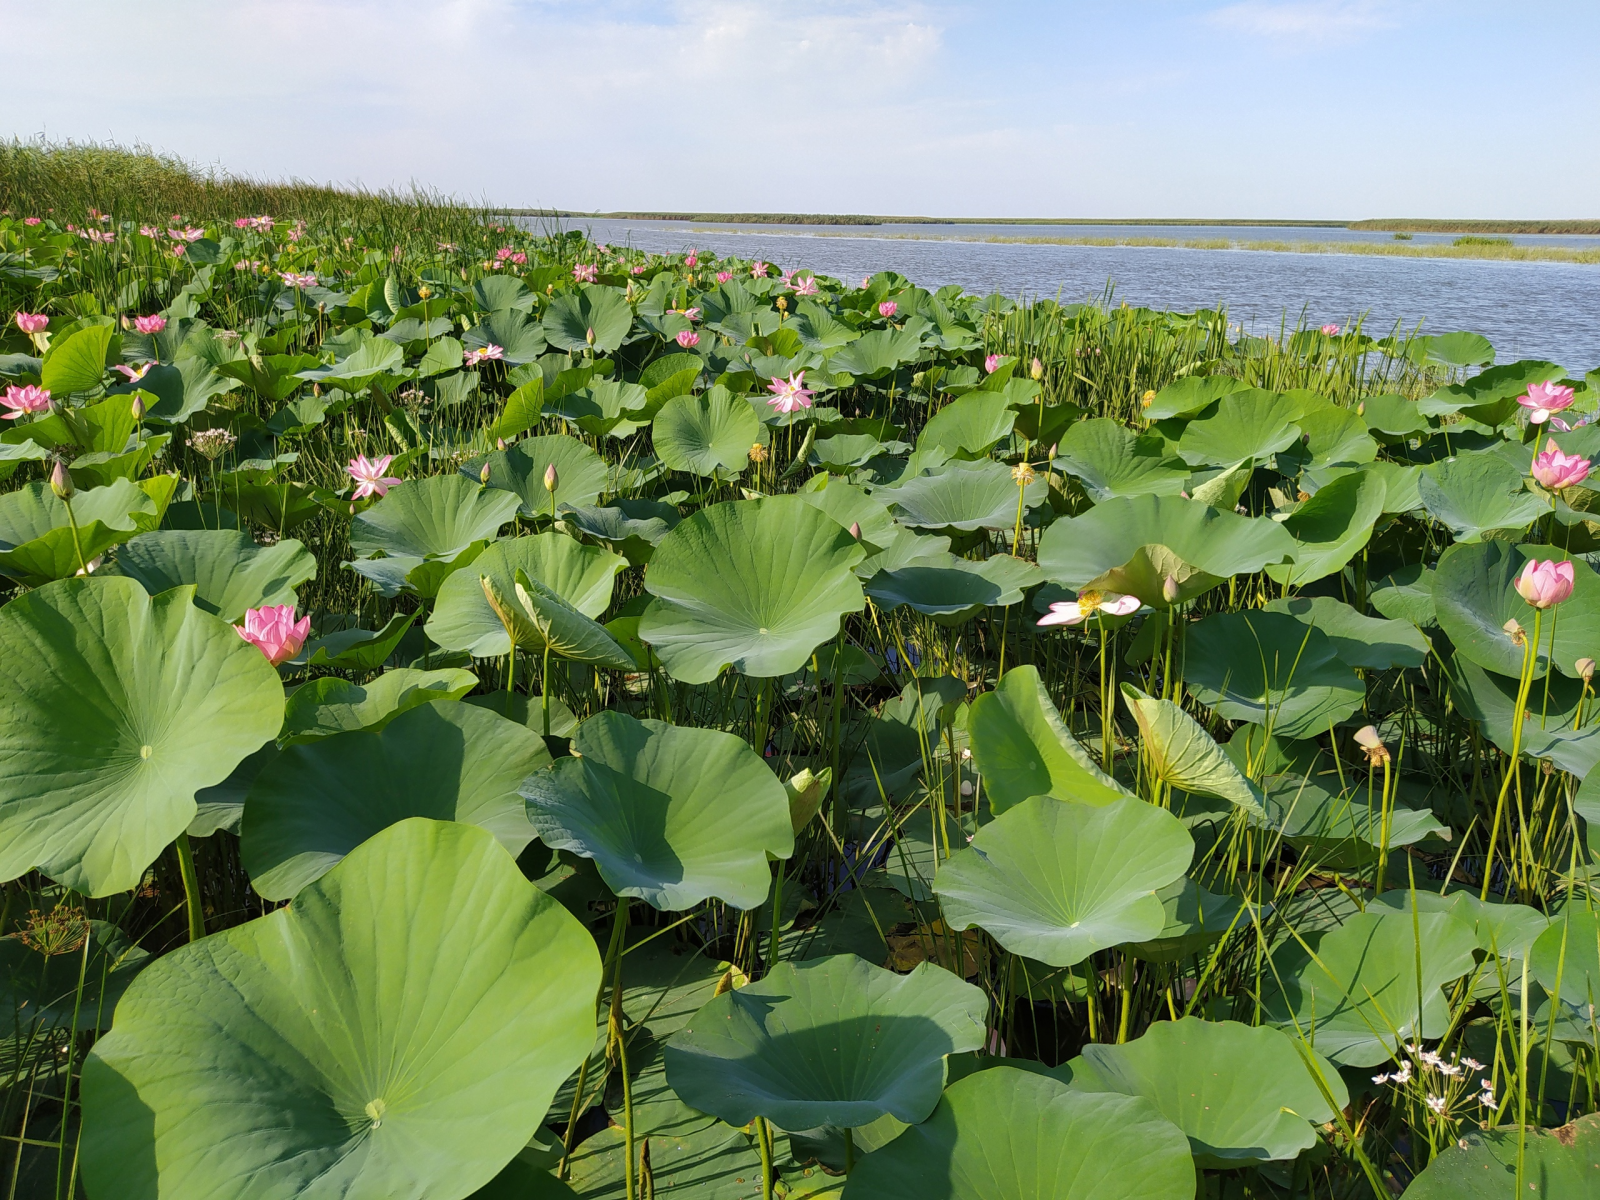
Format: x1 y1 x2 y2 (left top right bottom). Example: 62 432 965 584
427 533 625 658
935 796 1193 967
1129 877 1249 962
1418 452 1547 542
654 387 764 477
1185 610 1365 739
1435 541 1600 679
243 700 549 900
1069 1017 1347 1168
109 529 316 621
1120 684 1264 816
81 819 602 1200
873 458 1045 531
1360 392 1431 438
297 337 410 393
1144 375 1246 421
665 954 987 1132
1260 908 1478 1065
1263 469 1385 586
1177 389 1303 467
280 667 478 744
0 577 282 896
1051 418 1189 502
1036 494 1297 608
1403 1112 1600 1198
916 390 1018 458
0 919 150 1033
841 1067 1195 1200
1264 595 1430 671
638 497 865 683
348 474 519 598
968 665 1130 811
465 434 610 518
521 712 794 910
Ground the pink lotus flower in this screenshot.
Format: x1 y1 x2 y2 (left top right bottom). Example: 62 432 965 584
573 263 598 283
1519 380 1576 426
234 215 273 230
465 344 505 367
167 226 204 243
984 353 1002 373
676 330 700 348
235 604 310 666
348 453 402 500
1037 592 1142 627
716 271 732 284
138 225 160 238
132 314 166 334
751 261 769 278
280 272 317 288
23 217 40 226
233 259 262 271
81 228 116 244
14 313 47 334
879 301 897 318
1 384 50 419
1532 440 1591 490
1320 323 1341 335
766 371 813 414
682 306 701 321
793 275 819 297
1515 558 1575 609
685 250 698 267
631 265 646 275
167 244 187 258
111 363 153 383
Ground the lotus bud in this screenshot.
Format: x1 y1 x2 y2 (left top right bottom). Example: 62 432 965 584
1353 724 1390 765
130 393 145 419
496 437 506 451
479 461 492 485
1048 443 1057 460
1161 574 1181 605
585 326 596 346
48 459 72 499
418 285 432 299
848 521 861 539
1578 657 1596 682
543 463 558 493
776 296 787 312
1031 357 1044 381
1356 401 1365 417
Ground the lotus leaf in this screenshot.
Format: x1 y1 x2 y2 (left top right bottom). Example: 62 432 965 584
467 434 610 518
109 529 316 621
1185 610 1365 739
1435 541 1600 679
1402 1112 1600 1198
1129 877 1250 962
1418 452 1547 542
491 570 635 669
1263 596 1430 671
350 473 520 560
1051 418 1189 502
1177 389 1303 467
464 310 547 364
968 665 1129 811
280 667 478 744
1299 404 1379 468
916 390 1018 458
0 477 168 586
1447 654 1600 778
1264 469 1385 586
558 497 680 563
542 285 633 354
1120 684 1265 816
1371 563 1437 627
655 387 764 477
1530 908 1600 1007
1144 375 1245 421
301 611 417 670
873 458 1045 531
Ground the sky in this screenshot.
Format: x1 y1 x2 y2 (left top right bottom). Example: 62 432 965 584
6 0 1596 219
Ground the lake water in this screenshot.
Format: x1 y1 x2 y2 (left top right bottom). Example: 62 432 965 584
551 218 1600 372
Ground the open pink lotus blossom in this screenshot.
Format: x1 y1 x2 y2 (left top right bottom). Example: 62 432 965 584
676 330 700 348
167 226 205 243
464 344 505 367
1320 323 1341 335
233 215 273 230
751 261 769 278
138 225 160 238
573 263 598 283
14 313 47 334
1519 380 1576 425
685 250 698 267
682 306 701 321
111 363 153 384
236 604 310 666
715 271 732 284
132 314 167 334
879 301 898 318
766 371 814 414
792 275 819 297
1 385 50 419
348 453 402 500
1037 592 1142 627
984 353 1002 373
631 265 646 275
1532 440 1591 490
280 272 317 288
1515 558 1575 609
23 217 40 226
81 228 116 244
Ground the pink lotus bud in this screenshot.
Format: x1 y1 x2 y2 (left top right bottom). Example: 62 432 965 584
716 271 732 284
878 301 897 318
848 522 861 539
544 464 559 492
235 604 310 666
130 393 146 419
49 459 73 499
1031 357 1044 381
480 461 492 485
1161 574 1181 604
1320 323 1341 336
1531 440 1591 490
14 312 47 334
984 353 1002 373
497 437 507 450
1514 558 1575 609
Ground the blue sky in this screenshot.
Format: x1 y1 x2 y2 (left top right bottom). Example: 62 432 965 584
8 1 1596 218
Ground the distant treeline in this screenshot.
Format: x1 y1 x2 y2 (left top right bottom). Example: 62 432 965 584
1350 218 1600 234
529 212 1350 228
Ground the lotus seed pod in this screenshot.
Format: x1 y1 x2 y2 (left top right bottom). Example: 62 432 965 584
543 464 559 492
1578 657 1596 682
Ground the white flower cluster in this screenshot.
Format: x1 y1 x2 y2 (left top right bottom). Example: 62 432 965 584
1372 1045 1497 1114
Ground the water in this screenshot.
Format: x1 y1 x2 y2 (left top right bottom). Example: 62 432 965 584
552 218 1600 371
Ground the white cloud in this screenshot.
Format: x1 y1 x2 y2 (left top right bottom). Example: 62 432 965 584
1206 1 1399 42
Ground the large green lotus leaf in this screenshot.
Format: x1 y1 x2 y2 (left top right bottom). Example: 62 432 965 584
665 955 987 1131
499 571 636 668
350 474 520 559
1036 495 1297 608
80 819 602 1200
936 796 1192 967
1435 541 1600 679
1263 595 1430 671
243 700 549 900
1530 908 1600 1008
1144 375 1247 421
428 533 625 658
1129 876 1249 963
542 285 633 354
655 387 763 477
1261 908 1478 1065
638 497 865 683
916 390 1018 458
795 474 898 546
1403 1112 1600 1199
547 379 651 441
968 665 1129 811
841 1068 1195 1200
1370 563 1437 628
521 712 794 910
280 667 478 744
108 529 316 622
1051 418 1189 502
1446 654 1600 778
873 459 1044 531
464 310 548 365
41 323 116 395
189 741 276 838
1264 469 1385 586
0 919 150 1032
1120 684 1264 816
466 434 610 518
827 327 924 379
558 498 680 564
1177 390 1303 467
297 337 410 393
1261 773 1447 861
1299 404 1379 468
0 577 282 896
1185 611 1365 739
0 477 166 586
1070 1017 1346 1168
1418 452 1547 542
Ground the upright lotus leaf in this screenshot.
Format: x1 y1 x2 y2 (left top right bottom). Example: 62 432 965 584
109 529 316 622
841 1068 1195 1200
463 310 547 365
936 796 1193 967
1177 389 1303 467
1299 404 1379 469
1144 374 1246 421
301 611 418 671
1264 595 1430 671
1418 452 1547 542
1435 541 1600 679
873 459 1045 531
1070 1018 1347 1168
1185 611 1365 739
1263 470 1385 586
1370 563 1437 627
1037 495 1297 608
916 390 1018 458
654 387 764 477
465 434 610 518
1448 655 1600 777
350 473 520 561
638 497 865 683
0 578 282 896
41 323 117 395
1130 876 1250 962
297 337 410 393
547 379 652 440
1530 908 1600 1008
558 497 680 564
243 701 550 900
664 955 987 1131
0 477 166 586
1261 773 1448 867
1120 684 1264 816
280 667 479 744
521 712 794 910
1261 908 1478 1065
1051 418 1189 502
81 819 602 1200
968 665 1130 811
500 570 636 669
0 919 150 1032
542 285 633 354
427 533 625 658
1403 1112 1600 1199
796 474 898 547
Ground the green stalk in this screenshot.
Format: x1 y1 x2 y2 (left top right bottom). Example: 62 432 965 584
1482 610 1540 900
174 833 205 943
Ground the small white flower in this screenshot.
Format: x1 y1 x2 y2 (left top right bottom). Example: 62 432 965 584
1372 1073 1390 1085
1419 1050 1442 1068
1437 1063 1462 1077
1425 1095 1447 1115
1461 1058 1484 1072
1391 1064 1413 1085
1479 1090 1498 1111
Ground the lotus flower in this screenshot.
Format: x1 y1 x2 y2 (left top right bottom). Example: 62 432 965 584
631 265 645 275
676 330 700 348
23 217 40 226
14 312 47 334
1514 558 1575 609
167 226 204 243
1037 591 1141 627
1 384 51 419
280 272 317 288
1532 440 1591 490
716 271 732 284
464 344 505 367
235 604 310 666
1320 323 1341 335
879 301 897 318
111 363 152 384
683 306 701 321
348 453 402 500
751 261 769 278
984 353 1002 373
685 250 698 267
766 371 813 414
573 263 598 283
1518 380 1576 425
138 225 159 237
793 275 819 297
132 314 167 334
